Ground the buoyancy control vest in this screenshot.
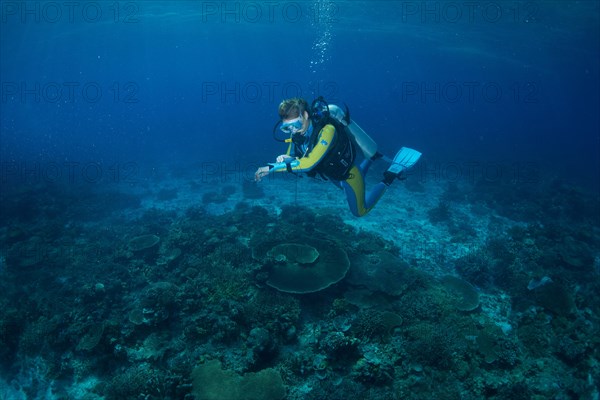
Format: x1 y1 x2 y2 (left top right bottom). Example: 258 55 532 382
306 113 356 181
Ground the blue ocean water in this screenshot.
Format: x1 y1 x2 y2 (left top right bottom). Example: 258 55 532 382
1 2 600 400
1 1 598 189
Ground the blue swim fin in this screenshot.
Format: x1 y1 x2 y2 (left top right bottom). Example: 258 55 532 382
386 147 422 175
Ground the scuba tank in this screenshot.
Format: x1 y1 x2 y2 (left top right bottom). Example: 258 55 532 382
328 104 379 160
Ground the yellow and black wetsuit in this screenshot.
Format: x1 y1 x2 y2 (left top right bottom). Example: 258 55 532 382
269 124 388 217
270 124 336 174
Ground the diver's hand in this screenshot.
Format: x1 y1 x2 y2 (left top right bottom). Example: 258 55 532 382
255 166 271 182
276 155 294 163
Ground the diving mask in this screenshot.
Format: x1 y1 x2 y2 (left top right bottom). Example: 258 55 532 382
279 115 304 135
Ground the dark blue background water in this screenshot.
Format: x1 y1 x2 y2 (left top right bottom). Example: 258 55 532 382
1 1 599 191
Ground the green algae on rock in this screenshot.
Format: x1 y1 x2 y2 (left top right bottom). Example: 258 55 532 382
128 234 160 253
128 308 146 325
440 275 480 312
76 322 105 352
533 282 575 316
558 236 594 270
268 243 320 264
347 251 421 297
192 359 285 400
157 247 182 267
262 239 350 294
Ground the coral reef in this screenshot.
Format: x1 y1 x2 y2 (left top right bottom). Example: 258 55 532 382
191 359 285 400
0 173 598 400
440 275 480 311
253 236 350 294
128 234 160 254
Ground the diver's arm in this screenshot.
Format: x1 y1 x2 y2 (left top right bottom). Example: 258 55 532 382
254 156 299 181
254 154 296 181
254 147 295 181
275 138 295 163
276 155 295 163
270 125 336 174
254 125 336 181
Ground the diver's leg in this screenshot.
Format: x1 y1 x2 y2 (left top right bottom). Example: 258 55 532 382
330 179 343 189
340 166 366 217
358 158 372 176
341 166 387 217
364 182 388 209
343 148 422 215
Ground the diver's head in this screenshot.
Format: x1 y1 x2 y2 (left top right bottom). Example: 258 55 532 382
278 98 311 135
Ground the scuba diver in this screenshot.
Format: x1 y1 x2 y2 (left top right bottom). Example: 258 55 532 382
254 97 422 217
